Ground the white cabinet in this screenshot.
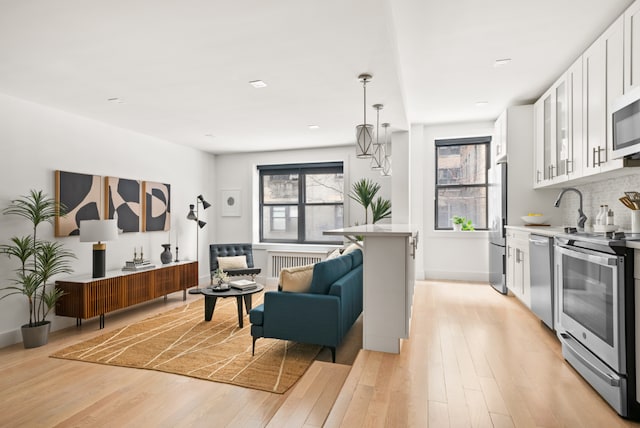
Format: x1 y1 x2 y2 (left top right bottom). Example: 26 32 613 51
506 229 531 307
533 57 583 188
624 1 640 93
583 15 625 176
493 110 508 163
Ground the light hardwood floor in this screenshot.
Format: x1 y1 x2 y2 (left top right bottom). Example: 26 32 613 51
3 280 640 427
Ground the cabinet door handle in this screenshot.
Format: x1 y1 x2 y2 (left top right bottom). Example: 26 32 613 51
565 158 572 174
536 170 541 183
593 146 604 166
549 164 555 179
592 146 597 167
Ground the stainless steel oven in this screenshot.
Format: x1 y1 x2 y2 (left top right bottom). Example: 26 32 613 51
555 233 638 418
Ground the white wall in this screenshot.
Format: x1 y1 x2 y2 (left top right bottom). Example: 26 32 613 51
420 121 495 282
0 93 215 347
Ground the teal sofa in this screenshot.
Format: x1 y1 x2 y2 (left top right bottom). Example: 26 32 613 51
249 249 363 362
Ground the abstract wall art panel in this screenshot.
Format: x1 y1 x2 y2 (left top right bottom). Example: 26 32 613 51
105 176 141 233
142 181 171 232
55 170 102 237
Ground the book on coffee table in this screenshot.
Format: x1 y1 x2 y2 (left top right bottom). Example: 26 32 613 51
229 279 257 290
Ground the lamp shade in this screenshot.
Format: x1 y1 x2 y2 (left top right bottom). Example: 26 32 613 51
79 220 118 243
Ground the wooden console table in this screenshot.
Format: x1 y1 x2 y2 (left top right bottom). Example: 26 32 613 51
55 261 198 328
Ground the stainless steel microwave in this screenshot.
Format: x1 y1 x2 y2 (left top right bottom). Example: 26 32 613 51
612 87 640 159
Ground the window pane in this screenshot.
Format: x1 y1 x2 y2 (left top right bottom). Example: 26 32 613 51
437 144 486 185
263 205 298 240
263 174 299 203
305 205 344 242
306 173 344 203
437 187 487 229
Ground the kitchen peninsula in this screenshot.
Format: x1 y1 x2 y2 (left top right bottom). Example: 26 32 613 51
324 224 418 353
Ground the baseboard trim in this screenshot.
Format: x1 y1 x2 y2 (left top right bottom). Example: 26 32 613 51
423 270 488 283
0 329 21 348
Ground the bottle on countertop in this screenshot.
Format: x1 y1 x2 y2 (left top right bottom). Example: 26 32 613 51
607 209 614 226
596 205 605 225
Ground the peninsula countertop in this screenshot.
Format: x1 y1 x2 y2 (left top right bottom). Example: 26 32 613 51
324 224 417 237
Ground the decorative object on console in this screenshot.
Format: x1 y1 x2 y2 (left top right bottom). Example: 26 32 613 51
105 176 141 233
0 190 75 348
55 170 101 237
355 73 374 158
160 244 172 264
221 189 241 217
80 219 118 278
213 268 229 286
142 181 171 232
187 194 211 294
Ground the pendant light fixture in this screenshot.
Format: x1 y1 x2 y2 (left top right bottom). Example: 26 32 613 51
381 122 392 177
355 73 374 158
370 104 384 170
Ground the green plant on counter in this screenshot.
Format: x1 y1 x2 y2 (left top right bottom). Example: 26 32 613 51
350 178 392 224
452 215 475 231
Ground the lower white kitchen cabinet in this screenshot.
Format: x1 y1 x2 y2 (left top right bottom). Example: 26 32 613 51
506 229 531 307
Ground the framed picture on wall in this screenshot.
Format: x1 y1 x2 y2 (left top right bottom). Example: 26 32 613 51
55 170 102 237
105 176 141 233
221 189 241 217
142 181 171 231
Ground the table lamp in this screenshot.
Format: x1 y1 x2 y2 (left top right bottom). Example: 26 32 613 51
80 219 118 278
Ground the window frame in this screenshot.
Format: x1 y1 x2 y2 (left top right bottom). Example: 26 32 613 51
258 162 344 244
434 136 491 231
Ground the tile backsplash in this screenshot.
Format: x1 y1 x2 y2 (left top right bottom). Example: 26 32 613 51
557 171 640 231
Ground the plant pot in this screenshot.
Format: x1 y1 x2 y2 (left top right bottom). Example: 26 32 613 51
21 321 51 349
452 224 462 231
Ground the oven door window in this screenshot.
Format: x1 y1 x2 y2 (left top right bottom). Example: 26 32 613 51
562 253 614 346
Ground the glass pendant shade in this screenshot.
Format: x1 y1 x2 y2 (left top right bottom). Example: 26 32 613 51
381 155 392 176
380 122 392 176
371 142 384 170
356 124 374 158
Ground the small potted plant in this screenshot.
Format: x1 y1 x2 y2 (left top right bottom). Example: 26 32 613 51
213 268 229 286
452 215 475 231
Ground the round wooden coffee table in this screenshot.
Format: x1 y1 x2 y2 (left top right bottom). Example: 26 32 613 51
201 284 264 328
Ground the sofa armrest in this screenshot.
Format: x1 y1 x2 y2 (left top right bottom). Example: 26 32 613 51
261 291 341 347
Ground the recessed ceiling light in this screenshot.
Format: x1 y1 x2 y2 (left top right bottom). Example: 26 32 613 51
249 80 267 88
308 125 320 130
204 134 215 138
475 101 489 107
107 97 123 103
493 58 512 67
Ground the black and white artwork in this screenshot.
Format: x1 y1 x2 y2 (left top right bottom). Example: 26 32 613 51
106 176 140 233
142 181 171 231
55 170 101 237
221 189 241 217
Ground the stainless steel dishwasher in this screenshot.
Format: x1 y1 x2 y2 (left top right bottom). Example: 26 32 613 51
529 234 554 329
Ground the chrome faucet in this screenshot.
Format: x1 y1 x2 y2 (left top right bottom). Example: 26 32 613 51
554 187 587 230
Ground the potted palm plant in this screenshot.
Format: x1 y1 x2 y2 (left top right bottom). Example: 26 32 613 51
0 190 75 348
350 178 392 224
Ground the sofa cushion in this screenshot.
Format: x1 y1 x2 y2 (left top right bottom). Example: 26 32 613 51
326 248 342 260
349 248 363 267
217 255 248 270
309 254 352 295
279 264 314 293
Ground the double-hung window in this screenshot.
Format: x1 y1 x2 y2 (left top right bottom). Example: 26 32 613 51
258 162 344 244
434 136 490 230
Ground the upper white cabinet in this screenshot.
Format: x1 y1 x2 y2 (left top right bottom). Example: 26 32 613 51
583 15 624 176
534 12 627 187
533 57 583 188
624 1 640 93
493 110 508 163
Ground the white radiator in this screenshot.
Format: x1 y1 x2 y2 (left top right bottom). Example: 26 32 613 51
267 251 326 278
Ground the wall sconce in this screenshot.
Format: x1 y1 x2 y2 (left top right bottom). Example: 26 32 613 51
187 194 210 294
80 219 118 278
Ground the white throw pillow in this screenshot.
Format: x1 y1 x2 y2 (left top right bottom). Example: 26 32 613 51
326 248 342 260
217 255 248 270
342 243 360 255
279 264 314 293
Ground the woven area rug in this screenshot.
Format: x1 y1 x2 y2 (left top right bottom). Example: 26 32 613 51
50 295 321 394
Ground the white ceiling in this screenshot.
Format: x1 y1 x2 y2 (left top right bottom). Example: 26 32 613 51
0 0 634 154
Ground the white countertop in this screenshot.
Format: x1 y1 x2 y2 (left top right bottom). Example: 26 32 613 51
58 260 196 283
324 224 417 237
505 225 565 237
